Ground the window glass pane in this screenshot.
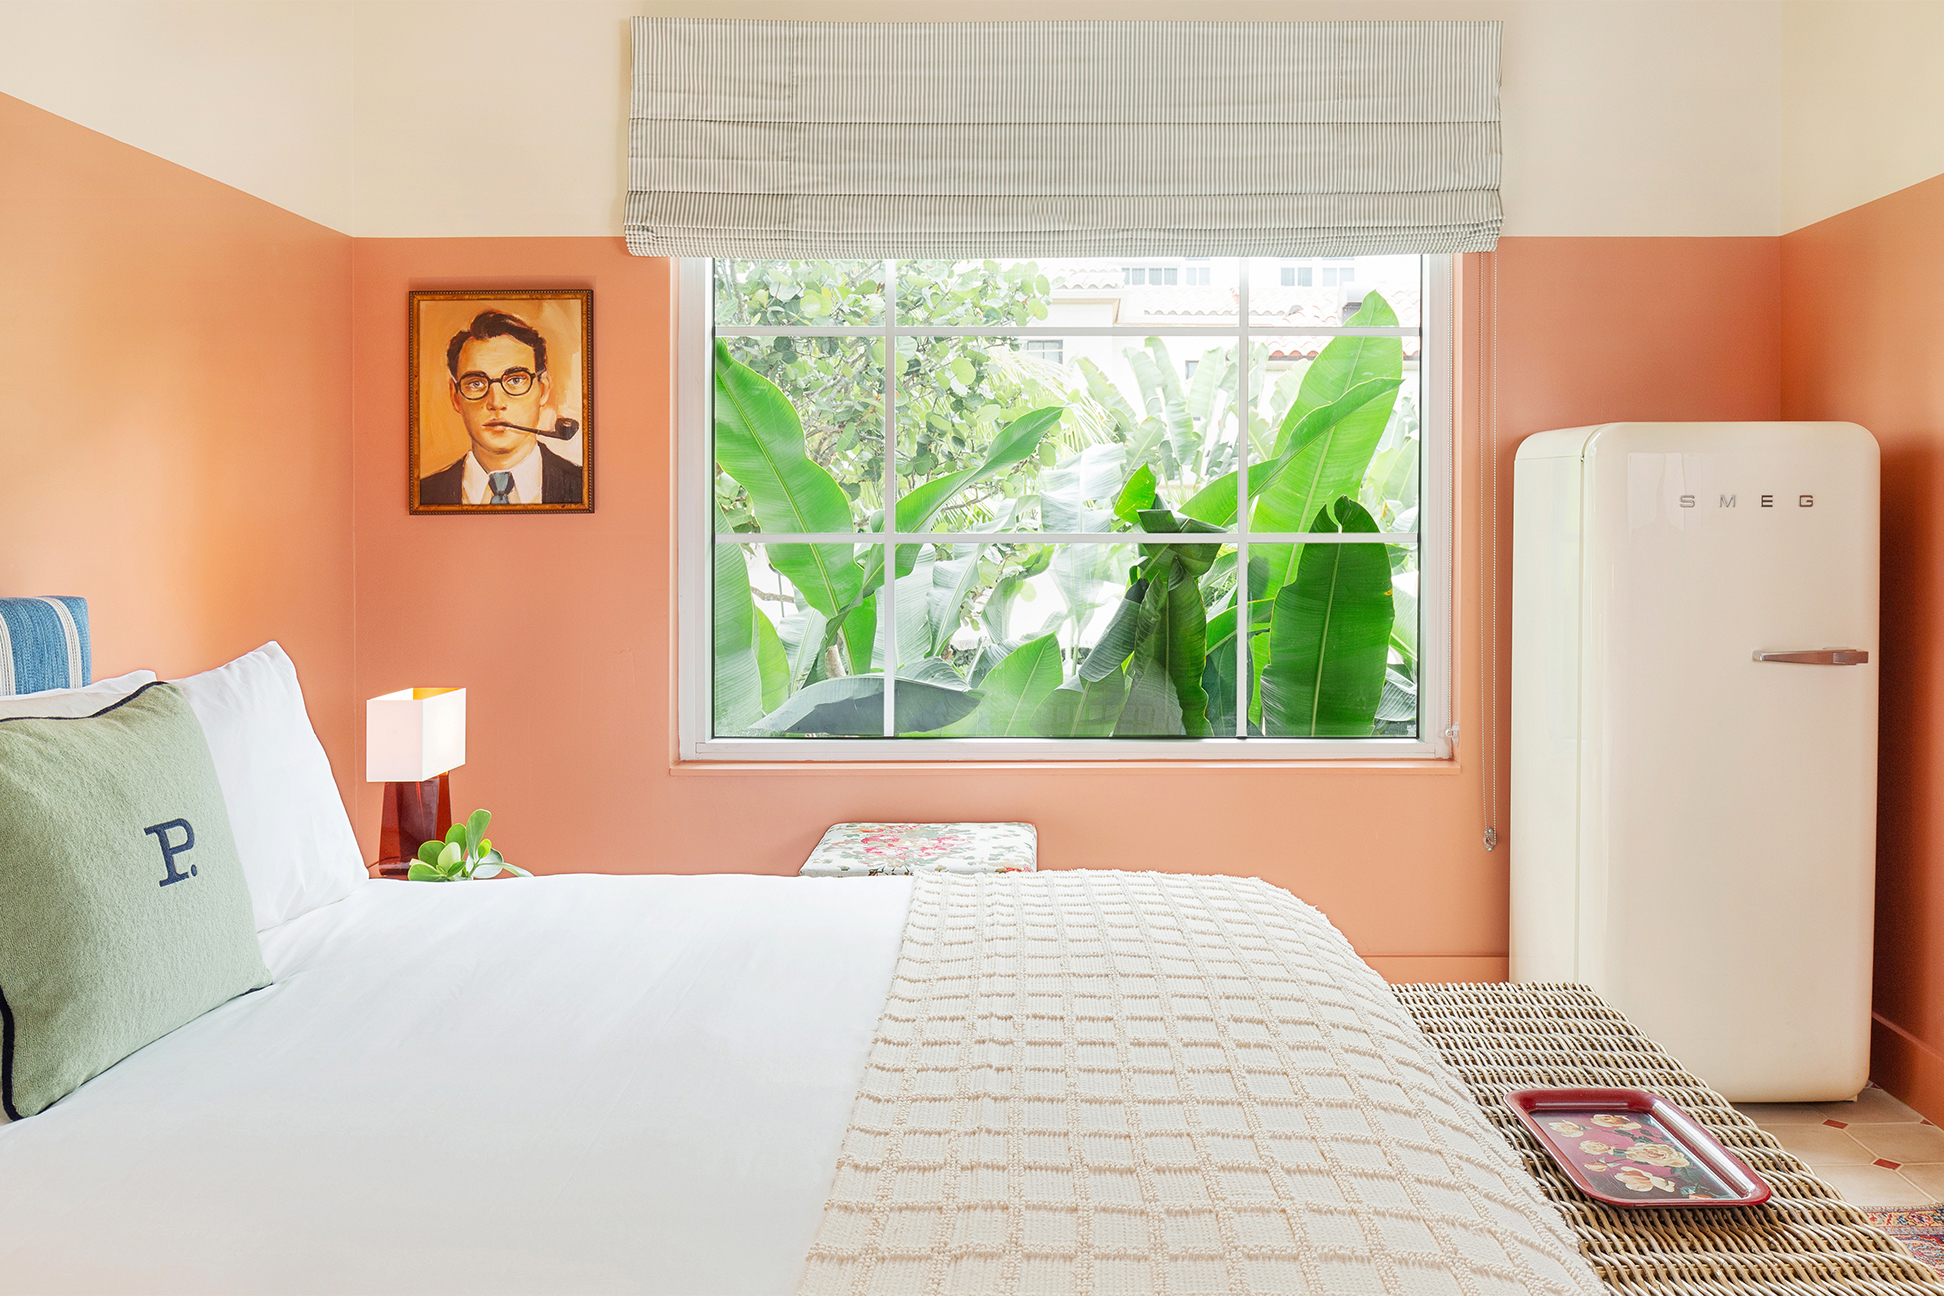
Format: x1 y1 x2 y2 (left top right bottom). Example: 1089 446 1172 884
1248 543 1418 738
894 258 1238 327
894 541 1241 737
893 336 1245 533
1247 334 1420 530
885 259 1060 325
713 259 885 327
885 333 1058 531
716 336 882 533
714 539 889 737
1249 256 1417 328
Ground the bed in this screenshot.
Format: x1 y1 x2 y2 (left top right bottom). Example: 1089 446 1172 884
2 867 1605 1295
0 607 1933 1295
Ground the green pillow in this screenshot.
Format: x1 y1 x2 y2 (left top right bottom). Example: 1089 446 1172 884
0 681 270 1119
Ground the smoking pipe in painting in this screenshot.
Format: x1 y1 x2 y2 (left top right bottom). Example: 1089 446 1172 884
483 418 581 440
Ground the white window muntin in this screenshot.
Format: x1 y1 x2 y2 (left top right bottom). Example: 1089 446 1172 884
677 256 1453 761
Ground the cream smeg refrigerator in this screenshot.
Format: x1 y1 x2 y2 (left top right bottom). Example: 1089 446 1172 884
1510 423 1879 1102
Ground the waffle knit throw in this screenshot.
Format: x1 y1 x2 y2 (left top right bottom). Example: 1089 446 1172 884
800 871 1604 1295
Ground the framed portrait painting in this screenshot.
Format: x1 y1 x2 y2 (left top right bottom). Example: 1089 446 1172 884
408 289 593 513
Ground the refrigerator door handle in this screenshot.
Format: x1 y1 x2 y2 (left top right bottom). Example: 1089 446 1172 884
1752 649 1870 666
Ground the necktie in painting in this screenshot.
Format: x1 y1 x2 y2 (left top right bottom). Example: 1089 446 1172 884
488 471 514 505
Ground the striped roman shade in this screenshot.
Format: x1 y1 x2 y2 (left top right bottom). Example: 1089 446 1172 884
0 597 91 696
626 19 1502 259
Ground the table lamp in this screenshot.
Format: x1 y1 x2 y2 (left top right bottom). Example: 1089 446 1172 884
366 687 465 876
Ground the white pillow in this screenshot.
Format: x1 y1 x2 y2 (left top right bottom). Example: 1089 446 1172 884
174 643 366 930
0 670 157 719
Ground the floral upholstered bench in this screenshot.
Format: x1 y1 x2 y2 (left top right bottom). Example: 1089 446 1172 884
799 822 1037 877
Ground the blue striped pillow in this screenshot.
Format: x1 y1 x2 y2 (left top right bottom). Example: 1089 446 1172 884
0 598 91 697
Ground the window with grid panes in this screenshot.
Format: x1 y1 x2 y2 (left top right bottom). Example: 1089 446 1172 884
687 256 1448 758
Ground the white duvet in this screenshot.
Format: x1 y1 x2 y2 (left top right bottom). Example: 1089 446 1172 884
0 875 913 1295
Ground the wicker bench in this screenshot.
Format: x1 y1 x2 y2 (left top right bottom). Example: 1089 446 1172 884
1395 981 1944 1295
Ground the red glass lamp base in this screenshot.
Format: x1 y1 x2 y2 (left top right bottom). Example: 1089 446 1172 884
370 773 453 879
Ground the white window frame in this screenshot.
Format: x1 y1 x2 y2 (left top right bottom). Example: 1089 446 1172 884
677 256 1454 762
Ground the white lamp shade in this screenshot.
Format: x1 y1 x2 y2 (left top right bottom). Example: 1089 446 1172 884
366 687 466 782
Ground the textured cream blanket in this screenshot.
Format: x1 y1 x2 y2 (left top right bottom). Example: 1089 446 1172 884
801 871 1602 1296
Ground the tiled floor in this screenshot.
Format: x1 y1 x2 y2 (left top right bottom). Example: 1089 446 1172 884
1737 1083 1944 1209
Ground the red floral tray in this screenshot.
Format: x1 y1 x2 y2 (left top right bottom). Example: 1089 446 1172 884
1504 1087 1772 1208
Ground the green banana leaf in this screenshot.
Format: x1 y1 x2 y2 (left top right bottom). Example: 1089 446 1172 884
1250 630 1270 727
1201 627 1252 735
1077 355 1142 439
1050 543 1125 650
750 674 983 736
1115 655 1185 738
1260 497 1395 736
870 556 936 673
1366 438 1419 521
1134 508 1224 576
944 632 1063 736
1103 573 1180 736
1270 293 1404 459
712 544 765 733
1126 339 1197 474
1183 346 1228 425
900 658 969 688
1079 577 1152 682
1040 442 1127 533
1113 463 1158 523
1158 567 1209 736
712 341 862 619
1080 354 1166 470
1250 294 1405 597
753 608 790 712
866 406 1061 588
1180 376 1403 527
924 502 1020 656
1390 580 1419 671
926 544 985 656
841 598 877 674
1377 671 1418 723
1032 671 1127 737
981 546 1052 647
778 605 832 685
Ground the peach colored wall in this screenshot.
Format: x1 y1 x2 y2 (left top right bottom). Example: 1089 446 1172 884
1782 173 1944 1117
1485 238 1784 852
349 235 1780 973
1 92 359 803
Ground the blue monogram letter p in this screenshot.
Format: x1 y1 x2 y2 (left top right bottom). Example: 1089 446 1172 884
145 818 197 887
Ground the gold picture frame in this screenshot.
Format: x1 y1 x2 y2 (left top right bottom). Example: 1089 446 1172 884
407 289 593 514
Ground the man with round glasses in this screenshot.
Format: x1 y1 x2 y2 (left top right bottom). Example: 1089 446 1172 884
418 309 583 506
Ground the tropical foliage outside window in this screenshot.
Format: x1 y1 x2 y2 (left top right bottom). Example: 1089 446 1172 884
707 257 1428 744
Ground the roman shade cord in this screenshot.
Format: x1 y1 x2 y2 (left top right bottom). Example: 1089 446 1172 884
1396 982 1944 1295
801 870 1605 1296
1480 251 1502 853
626 18 1502 259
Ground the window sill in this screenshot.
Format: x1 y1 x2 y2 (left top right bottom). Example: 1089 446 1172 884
670 750 1461 775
